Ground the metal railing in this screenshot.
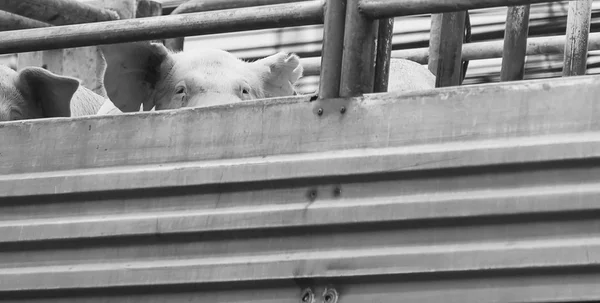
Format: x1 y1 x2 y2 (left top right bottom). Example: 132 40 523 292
0 0 592 97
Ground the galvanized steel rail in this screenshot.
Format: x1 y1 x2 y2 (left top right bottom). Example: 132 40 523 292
359 0 571 19
164 0 313 51
0 1 325 55
0 0 585 94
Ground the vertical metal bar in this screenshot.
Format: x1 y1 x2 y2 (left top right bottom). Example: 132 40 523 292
339 0 378 97
460 11 471 84
373 18 395 93
435 11 466 88
500 5 531 81
563 0 593 77
318 0 346 99
428 13 443 76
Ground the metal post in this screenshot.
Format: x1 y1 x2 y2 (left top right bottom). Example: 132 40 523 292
373 18 395 93
428 13 443 76
500 5 531 81
563 0 593 77
339 0 378 97
435 11 466 87
318 0 346 99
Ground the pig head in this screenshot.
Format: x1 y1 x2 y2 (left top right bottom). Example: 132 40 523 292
100 42 303 112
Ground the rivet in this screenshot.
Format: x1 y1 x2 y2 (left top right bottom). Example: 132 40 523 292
317 108 324 116
340 106 346 114
300 288 314 303
333 187 341 197
309 189 318 200
323 287 339 303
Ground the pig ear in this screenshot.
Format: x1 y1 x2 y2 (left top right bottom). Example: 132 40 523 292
252 52 303 98
15 67 78 118
100 42 171 112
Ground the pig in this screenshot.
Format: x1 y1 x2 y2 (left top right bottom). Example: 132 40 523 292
0 65 107 121
99 42 436 113
387 59 435 93
100 42 303 112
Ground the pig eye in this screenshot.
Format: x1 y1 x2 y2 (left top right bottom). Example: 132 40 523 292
241 83 251 95
174 86 185 94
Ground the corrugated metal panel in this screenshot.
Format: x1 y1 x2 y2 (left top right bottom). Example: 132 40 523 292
1 74 600 301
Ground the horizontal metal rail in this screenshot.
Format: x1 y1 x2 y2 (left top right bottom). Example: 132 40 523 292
0 0 583 55
165 0 312 51
0 0 119 25
299 32 600 76
170 0 311 14
0 1 324 55
397 31 600 63
359 0 575 19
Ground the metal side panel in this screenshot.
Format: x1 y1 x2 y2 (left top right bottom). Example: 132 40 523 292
1 75 600 301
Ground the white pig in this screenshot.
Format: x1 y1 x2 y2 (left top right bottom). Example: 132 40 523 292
0 65 107 121
100 42 303 112
99 42 435 113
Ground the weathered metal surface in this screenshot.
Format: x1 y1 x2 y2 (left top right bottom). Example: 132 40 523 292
294 31 600 76
2 75 600 175
318 0 346 99
165 0 311 51
435 11 466 87
339 0 378 97
563 0 593 76
373 18 394 93
1 75 600 301
0 1 325 55
360 0 571 19
427 13 443 75
500 5 531 81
